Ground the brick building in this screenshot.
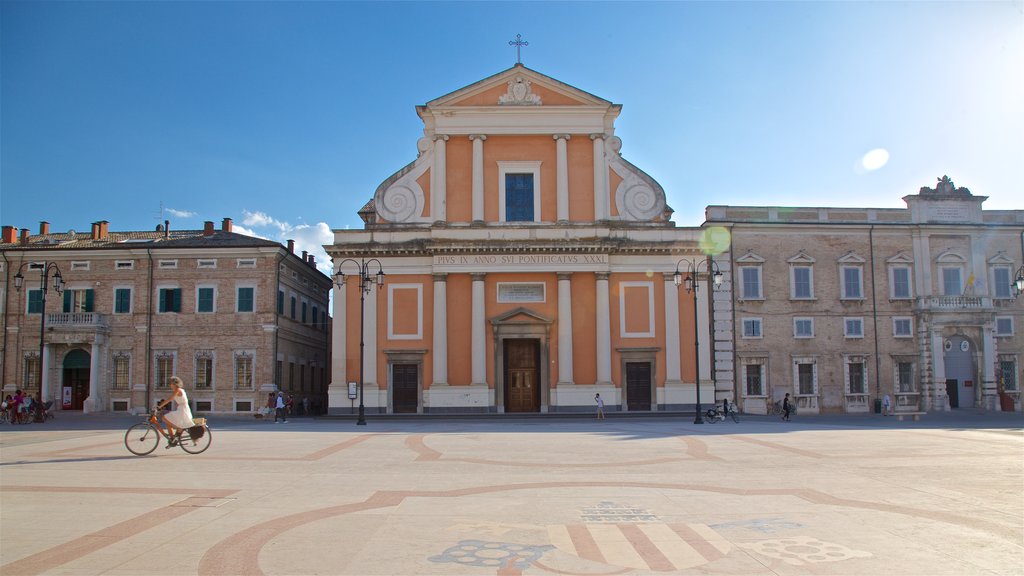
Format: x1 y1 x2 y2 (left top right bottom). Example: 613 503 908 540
0 219 331 415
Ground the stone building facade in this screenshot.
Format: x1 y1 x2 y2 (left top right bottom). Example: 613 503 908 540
0 219 331 415
706 177 1023 415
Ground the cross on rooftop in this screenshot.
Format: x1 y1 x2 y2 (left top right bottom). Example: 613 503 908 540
509 34 528 64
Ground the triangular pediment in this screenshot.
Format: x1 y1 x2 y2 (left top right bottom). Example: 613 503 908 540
489 306 553 326
426 65 612 109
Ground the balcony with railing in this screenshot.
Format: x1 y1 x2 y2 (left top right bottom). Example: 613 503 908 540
915 296 992 312
46 312 110 332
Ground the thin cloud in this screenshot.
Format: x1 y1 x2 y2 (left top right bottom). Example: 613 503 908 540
167 208 197 218
236 211 333 275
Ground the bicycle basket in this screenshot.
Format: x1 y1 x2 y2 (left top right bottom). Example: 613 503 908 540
193 417 206 426
188 425 205 440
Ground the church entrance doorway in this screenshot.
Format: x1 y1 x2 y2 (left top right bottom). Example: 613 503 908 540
504 339 540 412
625 362 652 411
62 348 91 410
392 364 419 413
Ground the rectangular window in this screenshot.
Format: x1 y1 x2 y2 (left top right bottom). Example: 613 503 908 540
237 258 256 268
278 290 285 315
842 266 863 299
195 354 213 389
995 316 1013 336
114 288 132 314
791 266 812 299
505 173 535 222
70 261 90 271
312 305 319 328
290 296 296 319
289 362 295 391
891 266 912 299
27 289 43 314
198 259 217 268
942 267 962 296
158 288 181 313
741 267 762 299
999 358 1018 392
116 260 134 270
301 301 307 323
159 260 178 269
113 354 131 390
24 356 40 389
844 317 864 338
63 288 95 313
794 317 814 338
235 353 254 389
155 354 175 389
992 267 1012 298
893 317 913 338
237 287 255 312
847 361 866 394
197 287 215 313
797 363 815 395
742 318 762 338
745 363 764 396
897 362 915 393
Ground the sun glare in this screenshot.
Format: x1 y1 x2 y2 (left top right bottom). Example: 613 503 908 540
861 148 890 171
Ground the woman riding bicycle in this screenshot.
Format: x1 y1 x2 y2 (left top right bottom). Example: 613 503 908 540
157 376 194 445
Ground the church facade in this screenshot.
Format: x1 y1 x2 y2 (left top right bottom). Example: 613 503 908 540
326 65 731 414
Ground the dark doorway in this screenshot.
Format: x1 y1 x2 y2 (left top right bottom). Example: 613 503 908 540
626 362 652 411
62 348 91 410
392 364 419 413
946 379 959 409
504 339 540 412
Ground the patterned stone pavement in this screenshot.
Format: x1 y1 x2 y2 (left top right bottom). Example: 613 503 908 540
1 411 1021 575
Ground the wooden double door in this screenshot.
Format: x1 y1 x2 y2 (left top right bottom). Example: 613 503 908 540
504 339 540 412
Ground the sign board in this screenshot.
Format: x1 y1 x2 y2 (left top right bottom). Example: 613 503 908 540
348 382 358 400
62 387 72 409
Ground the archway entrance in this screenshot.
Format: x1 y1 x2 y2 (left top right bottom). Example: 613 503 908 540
62 348 91 410
943 336 976 409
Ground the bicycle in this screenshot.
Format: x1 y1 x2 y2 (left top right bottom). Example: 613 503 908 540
770 399 798 418
705 406 739 423
124 407 212 455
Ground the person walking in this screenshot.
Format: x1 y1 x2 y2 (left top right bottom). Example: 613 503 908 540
275 392 288 423
882 394 892 416
595 393 605 420
782 393 792 422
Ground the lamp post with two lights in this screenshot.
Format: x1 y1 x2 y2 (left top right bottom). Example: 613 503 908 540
1012 266 1024 298
14 262 65 412
334 258 385 425
674 257 722 424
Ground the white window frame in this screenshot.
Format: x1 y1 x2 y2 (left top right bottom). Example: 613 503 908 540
158 259 178 269
233 350 255 390
794 317 814 339
196 285 217 314
843 355 868 395
194 350 215 390
739 266 763 300
843 317 864 339
995 316 1014 337
741 317 763 339
497 161 542 223
840 265 864 300
940 266 963 296
237 258 257 268
619 281 655 338
198 259 217 269
741 359 767 397
113 286 133 314
790 265 814 300
387 283 423 340
115 260 134 270
999 355 1018 392
70 261 90 271
889 265 913 299
793 357 818 396
893 317 914 338
236 284 257 313
991 266 1012 299
895 360 917 394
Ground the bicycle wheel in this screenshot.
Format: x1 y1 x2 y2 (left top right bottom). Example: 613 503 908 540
730 411 740 423
125 423 160 456
178 425 212 454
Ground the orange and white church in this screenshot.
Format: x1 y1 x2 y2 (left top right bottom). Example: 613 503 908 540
326 64 733 415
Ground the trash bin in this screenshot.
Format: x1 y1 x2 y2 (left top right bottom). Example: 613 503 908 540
999 393 1015 412
873 398 882 414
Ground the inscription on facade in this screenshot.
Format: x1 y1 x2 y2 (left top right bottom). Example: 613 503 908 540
497 283 545 303
434 254 608 266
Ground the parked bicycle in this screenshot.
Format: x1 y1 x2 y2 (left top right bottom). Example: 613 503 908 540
124 407 211 455
770 399 798 418
705 405 739 423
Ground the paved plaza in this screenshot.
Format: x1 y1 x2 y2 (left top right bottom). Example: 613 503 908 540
1 410 1022 576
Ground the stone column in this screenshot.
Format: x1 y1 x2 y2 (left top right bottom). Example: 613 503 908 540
595 272 611 385
557 272 574 385
471 273 487 386
41 346 51 403
433 273 448 386
554 134 571 222
930 330 948 410
982 325 998 409
470 135 486 224
364 283 379 388
432 135 448 223
86 340 101 412
663 273 681 384
591 134 607 221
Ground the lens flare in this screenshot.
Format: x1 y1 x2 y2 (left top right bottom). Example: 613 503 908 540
861 148 890 171
700 226 731 256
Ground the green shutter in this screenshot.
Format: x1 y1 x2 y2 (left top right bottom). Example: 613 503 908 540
85 289 94 312
63 290 71 313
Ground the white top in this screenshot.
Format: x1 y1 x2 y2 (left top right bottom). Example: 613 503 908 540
166 388 195 428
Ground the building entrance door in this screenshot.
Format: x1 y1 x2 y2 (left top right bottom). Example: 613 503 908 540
62 348 91 410
626 362 652 411
392 364 418 413
505 339 539 412
946 379 959 409
943 336 976 409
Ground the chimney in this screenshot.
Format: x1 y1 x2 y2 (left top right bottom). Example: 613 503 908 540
287 239 295 253
203 221 215 237
40 221 50 235
309 255 316 267
91 222 100 240
2 226 16 244
301 250 308 263
20 228 30 244
164 220 169 240
98 220 109 240
222 218 233 232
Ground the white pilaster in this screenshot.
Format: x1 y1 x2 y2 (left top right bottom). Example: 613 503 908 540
596 272 611 385
41 344 51 402
931 330 948 410
86 341 101 412
471 273 487 386
432 135 448 223
433 273 448 386
557 272 574 385
329 279 348 410
664 273 681 383
554 134 570 222
364 284 378 387
591 134 607 221
470 135 486 224
982 325 998 409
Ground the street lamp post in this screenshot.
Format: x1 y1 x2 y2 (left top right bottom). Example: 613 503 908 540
14 262 65 413
334 258 385 425
1012 266 1024 298
674 257 722 424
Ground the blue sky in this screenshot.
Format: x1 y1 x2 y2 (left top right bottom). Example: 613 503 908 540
2 1 1021 273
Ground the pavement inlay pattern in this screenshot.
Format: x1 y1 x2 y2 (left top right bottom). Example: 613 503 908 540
1 412 1021 575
